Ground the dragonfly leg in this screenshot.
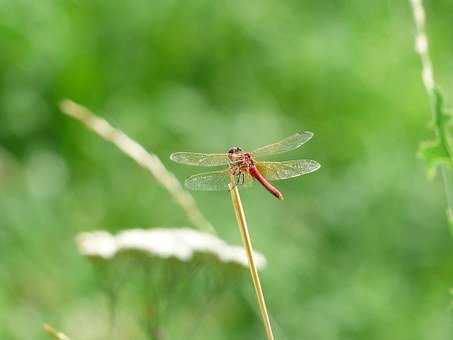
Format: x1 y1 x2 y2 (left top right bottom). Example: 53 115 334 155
237 172 245 185
228 169 242 189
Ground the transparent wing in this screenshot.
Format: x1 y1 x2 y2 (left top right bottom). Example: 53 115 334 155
252 131 314 158
170 152 229 166
185 169 254 191
255 160 320 181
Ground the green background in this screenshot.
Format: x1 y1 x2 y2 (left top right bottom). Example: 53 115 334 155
1 0 452 339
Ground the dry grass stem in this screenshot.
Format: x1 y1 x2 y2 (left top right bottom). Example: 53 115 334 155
59 99 214 233
229 183 274 340
43 324 70 340
409 0 434 92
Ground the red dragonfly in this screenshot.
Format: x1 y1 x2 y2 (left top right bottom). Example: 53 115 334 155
170 131 320 200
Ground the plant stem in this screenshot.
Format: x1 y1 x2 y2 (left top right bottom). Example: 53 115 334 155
143 265 161 340
43 324 70 340
229 183 274 340
409 0 453 229
107 285 118 339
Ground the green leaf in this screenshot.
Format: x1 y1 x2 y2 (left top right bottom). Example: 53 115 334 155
418 139 452 178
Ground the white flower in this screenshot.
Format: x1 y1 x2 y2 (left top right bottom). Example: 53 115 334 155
77 231 116 259
76 228 266 270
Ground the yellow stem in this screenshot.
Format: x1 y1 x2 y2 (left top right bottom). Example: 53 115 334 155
229 183 274 340
43 324 70 340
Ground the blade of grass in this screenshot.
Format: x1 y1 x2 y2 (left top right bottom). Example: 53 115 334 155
229 183 274 340
59 99 215 233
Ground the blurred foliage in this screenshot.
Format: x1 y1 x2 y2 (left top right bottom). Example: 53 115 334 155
1 0 453 339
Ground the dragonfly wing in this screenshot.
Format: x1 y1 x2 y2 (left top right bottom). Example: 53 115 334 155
252 131 313 157
170 152 229 166
185 169 254 191
255 160 320 181
185 169 231 191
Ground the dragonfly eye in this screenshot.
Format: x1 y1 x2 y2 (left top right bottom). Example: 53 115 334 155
228 146 242 154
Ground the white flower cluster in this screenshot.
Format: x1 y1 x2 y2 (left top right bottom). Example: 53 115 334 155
76 228 267 270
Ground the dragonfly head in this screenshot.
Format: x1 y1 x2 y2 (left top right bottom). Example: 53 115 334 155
227 146 243 161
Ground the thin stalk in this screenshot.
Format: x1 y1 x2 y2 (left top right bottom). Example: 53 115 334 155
107 285 118 339
229 183 274 340
143 265 162 340
43 324 70 340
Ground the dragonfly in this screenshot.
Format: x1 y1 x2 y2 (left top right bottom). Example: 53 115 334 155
170 131 320 200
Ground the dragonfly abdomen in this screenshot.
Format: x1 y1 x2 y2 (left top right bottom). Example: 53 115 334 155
249 165 283 200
